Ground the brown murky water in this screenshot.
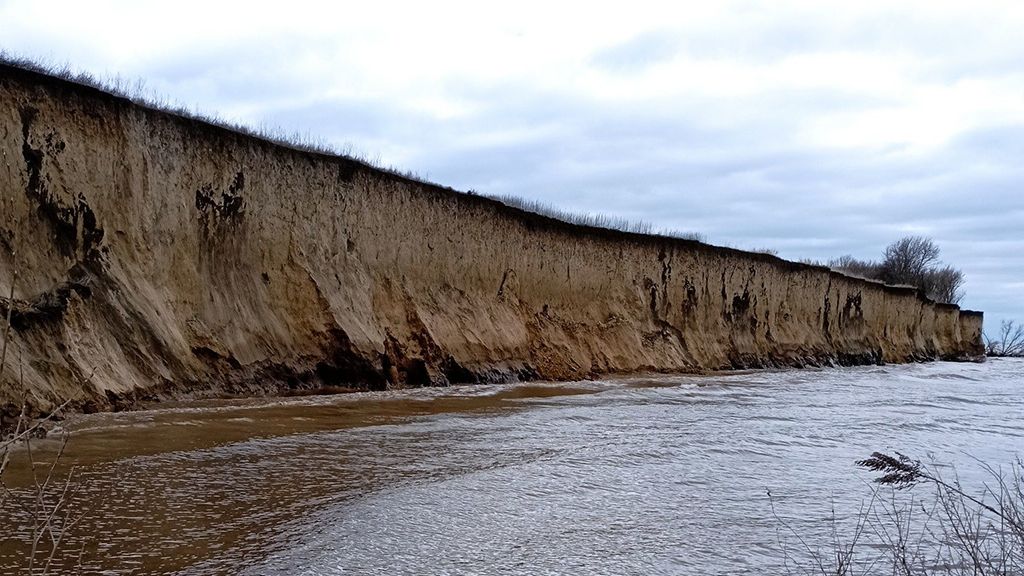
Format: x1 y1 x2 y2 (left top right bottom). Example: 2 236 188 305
1 359 1022 574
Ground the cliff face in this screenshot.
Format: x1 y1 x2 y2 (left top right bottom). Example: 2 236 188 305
0 65 985 421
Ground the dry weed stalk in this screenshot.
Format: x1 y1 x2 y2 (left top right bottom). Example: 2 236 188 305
2 234 83 574
772 452 1024 575
1 389 80 574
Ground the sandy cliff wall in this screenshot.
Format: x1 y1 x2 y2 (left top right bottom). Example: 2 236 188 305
0 65 985 421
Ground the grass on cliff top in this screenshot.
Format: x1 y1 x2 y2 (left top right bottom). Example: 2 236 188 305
0 51 426 182
2 51 955 291
1 51 714 244
484 195 707 242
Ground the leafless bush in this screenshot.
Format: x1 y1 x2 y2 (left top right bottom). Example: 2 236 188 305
769 490 878 575
772 452 1024 575
985 321 1024 357
881 237 941 285
920 266 966 307
1 223 82 574
1 309 80 574
879 237 965 305
1 402 82 575
829 255 885 280
827 237 965 304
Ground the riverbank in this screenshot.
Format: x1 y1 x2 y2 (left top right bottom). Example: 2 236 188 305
0 61 984 425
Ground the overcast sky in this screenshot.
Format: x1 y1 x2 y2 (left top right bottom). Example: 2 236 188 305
2 0 1021 332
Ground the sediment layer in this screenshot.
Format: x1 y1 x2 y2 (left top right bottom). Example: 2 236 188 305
0 64 985 422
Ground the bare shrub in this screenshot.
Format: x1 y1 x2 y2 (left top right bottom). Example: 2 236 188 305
1 402 82 575
799 258 833 267
1 219 83 574
1 299 80 574
921 266 966 306
772 452 1024 575
672 231 708 242
879 237 966 304
881 236 941 286
829 255 885 280
985 321 1024 357
827 238 965 305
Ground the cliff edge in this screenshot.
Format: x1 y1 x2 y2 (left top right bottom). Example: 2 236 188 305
0 64 985 423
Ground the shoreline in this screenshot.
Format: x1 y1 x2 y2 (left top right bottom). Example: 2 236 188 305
0 61 985 425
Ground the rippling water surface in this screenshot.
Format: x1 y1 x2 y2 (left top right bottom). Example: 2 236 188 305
1 359 1022 574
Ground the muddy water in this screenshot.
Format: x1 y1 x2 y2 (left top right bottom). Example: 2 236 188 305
1 359 1022 575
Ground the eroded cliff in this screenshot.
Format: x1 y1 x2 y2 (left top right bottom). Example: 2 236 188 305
0 64 985 423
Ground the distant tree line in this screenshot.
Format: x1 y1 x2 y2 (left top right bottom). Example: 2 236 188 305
825 236 965 305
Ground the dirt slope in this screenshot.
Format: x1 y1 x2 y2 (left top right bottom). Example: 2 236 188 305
0 64 984 423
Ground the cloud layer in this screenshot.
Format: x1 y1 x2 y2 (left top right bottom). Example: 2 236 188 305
3 0 1021 330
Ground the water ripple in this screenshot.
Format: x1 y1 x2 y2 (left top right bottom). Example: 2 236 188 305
0 359 1021 574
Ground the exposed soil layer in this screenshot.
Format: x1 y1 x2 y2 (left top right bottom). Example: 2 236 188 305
0 64 984 426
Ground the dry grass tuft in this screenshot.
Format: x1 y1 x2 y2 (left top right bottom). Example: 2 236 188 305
2 50 717 247
0 50 431 185
488 194 707 241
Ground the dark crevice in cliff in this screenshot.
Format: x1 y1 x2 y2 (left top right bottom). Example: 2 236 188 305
20 107 44 202
315 328 388 390
821 277 834 342
383 331 431 387
19 107 105 262
841 292 865 333
379 299 475 388
0 280 91 330
0 227 13 254
195 170 246 235
191 346 243 370
680 279 698 323
441 356 478 385
642 275 691 362
658 247 672 317
727 290 750 323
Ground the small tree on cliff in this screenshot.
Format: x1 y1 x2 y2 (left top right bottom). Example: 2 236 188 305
879 236 940 286
919 264 965 305
829 236 965 305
